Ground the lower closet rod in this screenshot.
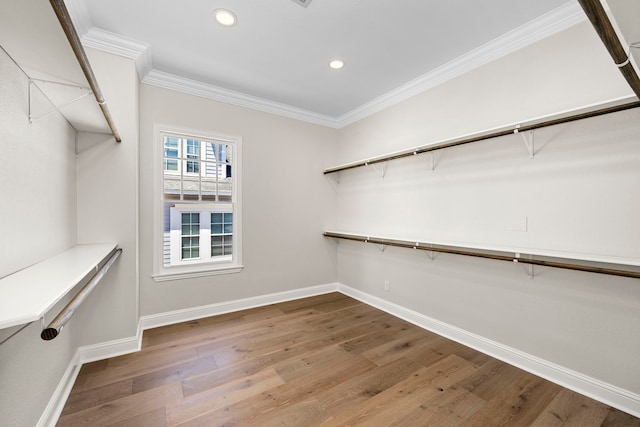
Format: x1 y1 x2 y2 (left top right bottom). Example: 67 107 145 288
41 248 122 341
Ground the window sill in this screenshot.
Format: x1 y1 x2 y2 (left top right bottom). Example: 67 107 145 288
152 264 244 282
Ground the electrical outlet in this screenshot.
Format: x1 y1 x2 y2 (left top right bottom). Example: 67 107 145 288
384 280 390 292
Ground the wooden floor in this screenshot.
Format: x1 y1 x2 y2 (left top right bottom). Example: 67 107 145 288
57 293 640 426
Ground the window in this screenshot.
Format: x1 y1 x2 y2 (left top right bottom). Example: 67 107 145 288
211 213 233 256
181 213 200 259
154 126 242 281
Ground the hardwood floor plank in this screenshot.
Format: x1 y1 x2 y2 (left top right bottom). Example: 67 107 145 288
456 357 524 401
277 293 358 314
321 354 478 426
61 379 133 416
175 355 374 426
106 407 167 427
316 356 423 415
166 368 284 426
361 327 441 366
531 388 610 426
132 356 217 394
395 383 487 426
242 398 330 427
58 293 640 426
275 345 354 382
76 359 108 377
465 371 562 426
601 407 640 427
73 348 199 393
56 382 182 427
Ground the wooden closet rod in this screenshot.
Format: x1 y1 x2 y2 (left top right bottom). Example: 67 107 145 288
324 232 640 280
577 0 640 99
324 100 640 175
49 0 122 143
41 248 122 340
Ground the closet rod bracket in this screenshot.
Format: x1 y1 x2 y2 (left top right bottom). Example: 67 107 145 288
28 79 93 123
514 125 534 159
366 161 388 178
513 253 535 279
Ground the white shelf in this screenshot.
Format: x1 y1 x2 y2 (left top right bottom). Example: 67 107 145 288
0 243 117 330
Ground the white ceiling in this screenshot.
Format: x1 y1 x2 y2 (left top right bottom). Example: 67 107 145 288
68 0 586 126
1 0 594 130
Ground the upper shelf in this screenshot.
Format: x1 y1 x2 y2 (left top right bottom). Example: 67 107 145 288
0 0 120 140
324 98 640 175
0 244 117 330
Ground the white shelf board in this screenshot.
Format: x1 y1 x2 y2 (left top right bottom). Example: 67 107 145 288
327 230 640 268
0 243 117 330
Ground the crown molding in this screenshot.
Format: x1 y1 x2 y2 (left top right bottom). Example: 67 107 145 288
142 70 339 128
66 1 585 129
81 28 153 80
336 1 586 127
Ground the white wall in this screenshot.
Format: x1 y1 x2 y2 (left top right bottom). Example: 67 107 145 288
334 20 640 402
74 48 140 346
139 85 337 316
0 46 78 427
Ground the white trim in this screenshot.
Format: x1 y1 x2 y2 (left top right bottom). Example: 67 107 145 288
142 70 338 128
153 124 243 279
81 28 153 80
36 352 81 427
336 283 640 418
77 329 144 364
152 265 244 282
140 283 339 330
36 323 143 427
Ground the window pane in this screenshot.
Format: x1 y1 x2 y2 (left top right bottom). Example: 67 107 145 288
223 213 233 223
182 213 189 222
185 161 200 174
186 139 200 159
212 213 223 223
211 246 224 257
211 224 223 234
212 236 223 245
164 159 178 171
164 136 179 158
224 224 233 234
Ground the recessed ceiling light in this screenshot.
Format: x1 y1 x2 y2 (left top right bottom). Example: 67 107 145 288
214 9 237 27
329 59 345 70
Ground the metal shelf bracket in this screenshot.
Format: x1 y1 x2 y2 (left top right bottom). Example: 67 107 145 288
366 161 388 178
513 253 535 279
413 242 436 260
28 79 92 123
514 125 534 159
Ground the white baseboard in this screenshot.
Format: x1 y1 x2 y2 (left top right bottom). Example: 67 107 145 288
337 283 640 418
37 325 144 427
140 283 339 331
37 352 82 427
77 324 144 364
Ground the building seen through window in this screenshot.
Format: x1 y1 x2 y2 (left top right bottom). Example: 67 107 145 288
161 132 237 268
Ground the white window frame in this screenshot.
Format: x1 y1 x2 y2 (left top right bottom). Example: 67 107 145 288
153 124 243 281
